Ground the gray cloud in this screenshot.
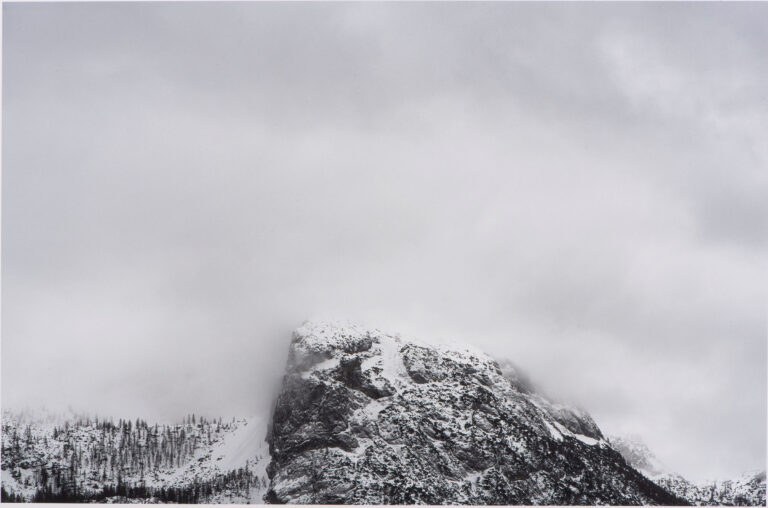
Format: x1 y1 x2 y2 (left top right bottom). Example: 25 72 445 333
2 2 765 481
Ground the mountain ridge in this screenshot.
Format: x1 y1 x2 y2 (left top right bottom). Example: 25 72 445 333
609 435 766 506
2 321 763 505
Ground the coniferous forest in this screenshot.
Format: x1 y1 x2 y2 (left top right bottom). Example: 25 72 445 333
1 412 268 503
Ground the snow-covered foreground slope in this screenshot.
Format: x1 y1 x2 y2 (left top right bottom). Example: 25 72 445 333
609 435 766 506
265 322 685 505
1 410 269 503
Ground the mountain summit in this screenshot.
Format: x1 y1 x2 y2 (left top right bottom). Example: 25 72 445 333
265 322 685 504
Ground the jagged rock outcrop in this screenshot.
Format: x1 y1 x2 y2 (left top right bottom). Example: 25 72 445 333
265 322 688 505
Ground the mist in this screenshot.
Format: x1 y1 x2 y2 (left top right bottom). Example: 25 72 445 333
2 2 766 482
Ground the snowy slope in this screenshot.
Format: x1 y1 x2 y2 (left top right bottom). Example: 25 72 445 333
1 411 270 503
609 434 766 506
651 470 766 506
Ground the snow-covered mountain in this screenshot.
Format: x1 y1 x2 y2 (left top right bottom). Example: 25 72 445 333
264 322 685 504
2 321 763 505
609 435 766 506
654 471 766 507
608 435 667 477
1 409 269 503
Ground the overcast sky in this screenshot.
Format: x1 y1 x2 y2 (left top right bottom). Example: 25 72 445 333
2 2 766 481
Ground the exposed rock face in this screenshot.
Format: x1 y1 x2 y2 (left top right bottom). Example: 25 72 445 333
265 322 687 505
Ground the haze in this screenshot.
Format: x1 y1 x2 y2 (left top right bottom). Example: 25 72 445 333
2 3 766 482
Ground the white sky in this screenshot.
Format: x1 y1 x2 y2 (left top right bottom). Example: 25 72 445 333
2 2 766 482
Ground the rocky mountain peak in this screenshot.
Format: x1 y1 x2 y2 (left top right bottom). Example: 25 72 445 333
265 321 685 505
